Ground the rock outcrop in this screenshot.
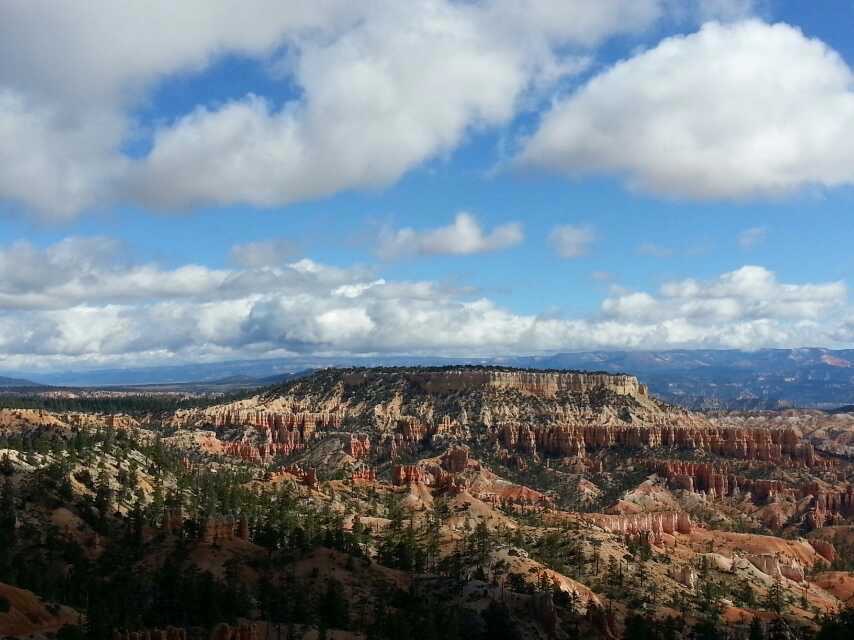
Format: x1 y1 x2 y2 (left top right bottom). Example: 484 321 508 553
651 460 790 501
810 539 837 564
747 554 806 582
585 511 692 540
441 446 471 473
346 434 371 459
391 369 648 399
498 422 827 467
803 485 854 529
350 467 377 483
392 464 428 486
200 515 251 544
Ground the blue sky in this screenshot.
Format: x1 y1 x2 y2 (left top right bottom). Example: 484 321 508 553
1 1 853 372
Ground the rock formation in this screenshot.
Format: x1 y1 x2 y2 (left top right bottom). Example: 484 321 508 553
584 511 692 540
803 486 854 529
747 554 806 582
810 539 837 564
346 434 370 459
196 514 251 544
651 460 790 501
350 467 377 483
387 369 648 399
392 464 428 486
497 423 831 466
441 446 471 473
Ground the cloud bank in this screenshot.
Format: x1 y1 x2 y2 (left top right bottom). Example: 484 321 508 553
0 238 849 371
0 1 777 219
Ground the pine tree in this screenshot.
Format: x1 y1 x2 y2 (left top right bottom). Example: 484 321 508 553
591 539 602 575
94 467 112 514
765 575 786 615
129 489 146 549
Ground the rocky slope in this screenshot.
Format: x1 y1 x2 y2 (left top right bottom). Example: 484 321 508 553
2 365 853 639
168 367 828 470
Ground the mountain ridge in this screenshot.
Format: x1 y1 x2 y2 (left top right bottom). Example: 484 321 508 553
6 347 854 408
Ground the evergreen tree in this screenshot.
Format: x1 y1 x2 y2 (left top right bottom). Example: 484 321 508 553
765 576 786 615
94 466 113 516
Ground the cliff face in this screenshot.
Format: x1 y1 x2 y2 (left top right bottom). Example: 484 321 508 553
168 367 665 463
172 368 655 429
345 369 647 399
167 367 841 472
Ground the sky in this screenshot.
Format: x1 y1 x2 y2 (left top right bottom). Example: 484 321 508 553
1 0 854 374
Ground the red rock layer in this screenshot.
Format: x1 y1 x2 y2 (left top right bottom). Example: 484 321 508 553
204 410 347 462
500 423 827 467
346 434 371 459
803 485 854 528
441 446 471 473
350 467 377 483
392 464 427 486
651 460 789 501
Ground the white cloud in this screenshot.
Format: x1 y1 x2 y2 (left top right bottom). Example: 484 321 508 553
0 91 126 218
604 265 846 323
0 1 362 218
1 238 845 371
549 224 595 258
738 226 767 249
0 0 677 218
519 20 854 200
125 1 578 210
377 212 523 260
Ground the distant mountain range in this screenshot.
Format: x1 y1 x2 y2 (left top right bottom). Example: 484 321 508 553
501 348 854 409
4 348 854 409
0 375 42 388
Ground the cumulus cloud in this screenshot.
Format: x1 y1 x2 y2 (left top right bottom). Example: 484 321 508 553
377 213 523 260
0 238 847 371
0 1 361 217
549 224 595 258
0 0 683 218
519 20 854 200
603 265 846 324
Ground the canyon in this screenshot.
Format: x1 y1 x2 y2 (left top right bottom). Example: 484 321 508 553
1 365 852 640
